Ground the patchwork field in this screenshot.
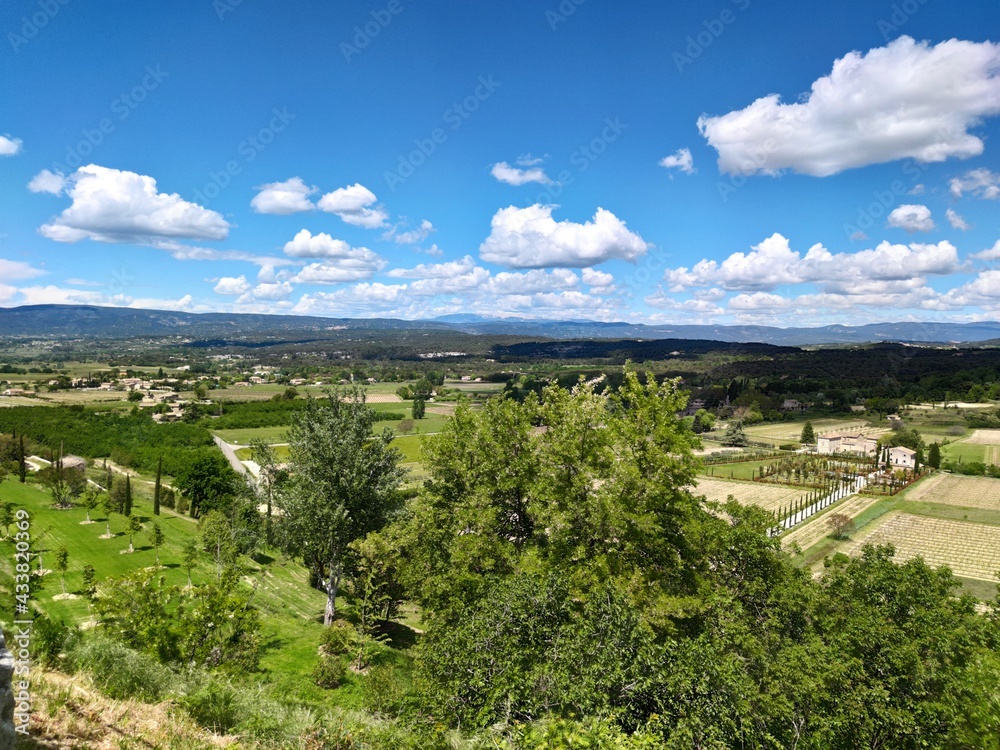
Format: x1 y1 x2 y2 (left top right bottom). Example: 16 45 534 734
780 494 881 552
966 429 1000 445
692 477 805 514
743 419 874 444
904 474 1000 511
839 511 1000 582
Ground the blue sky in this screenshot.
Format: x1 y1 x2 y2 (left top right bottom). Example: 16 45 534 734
1 0 999 327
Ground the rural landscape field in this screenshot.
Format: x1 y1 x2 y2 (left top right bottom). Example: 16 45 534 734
4 0 1000 747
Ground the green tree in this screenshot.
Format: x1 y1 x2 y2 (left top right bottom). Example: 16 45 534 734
153 455 162 516
17 435 26 483
0 502 15 538
176 453 238 519
249 438 279 544
101 493 117 538
800 420 816 444
80 564 97 600
80 487 99 524
55 546 69 596
125 515 142 553
412 396 426 420
928 442 941 470
182 538 200 587
149 522 165 567
276 388 404 625
123 474 133 517
724 419 749 447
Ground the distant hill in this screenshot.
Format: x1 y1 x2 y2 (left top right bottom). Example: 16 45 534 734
1 304 999 346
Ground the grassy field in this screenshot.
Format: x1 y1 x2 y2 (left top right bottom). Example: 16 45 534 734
781 494 882 553
692 476 805 514
701 459 795 482
0 478 386 707
940 440 995 465
743 418 872 445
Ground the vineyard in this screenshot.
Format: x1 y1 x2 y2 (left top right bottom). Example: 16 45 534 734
965 429 1000 445
780 494 882 552
693 477 804 514
905 473 1000 511
840 511 1000 582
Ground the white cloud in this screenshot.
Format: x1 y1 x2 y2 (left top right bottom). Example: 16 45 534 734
39 165 229 243
480 204 650 268
698 37 1000 177
949 168 1000 199
282 230 385 283
946 208 971 231
410 267 491 296
387 255 478 280
0 135 22 156
484 269 580 295
0 259 46 281
214 276 252 295
128 294 196 312
727 292 792 311
664 233 963 292
14 285 114 306
383 219 434 245
491 161 552 186
317 183 388 228
247 281 294 300
887 204 935 232
250 177 316 214
659 148 695 175
582 268 616 294
973 241 1000 261
293 259 384 284
28 169 66 195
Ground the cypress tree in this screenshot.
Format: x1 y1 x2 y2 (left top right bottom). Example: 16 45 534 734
153 456 162 516
124 475 133 517
17 435 26 483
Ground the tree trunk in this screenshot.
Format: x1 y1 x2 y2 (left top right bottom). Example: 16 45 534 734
323 561 342 626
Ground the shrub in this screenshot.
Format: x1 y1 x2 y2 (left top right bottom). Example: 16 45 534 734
363 663 407 715
312 654 345 689
321 620 359 656
70 635 173 702
180 677 244 733
175 494 189 515
33 616 78 668
779 443 797 451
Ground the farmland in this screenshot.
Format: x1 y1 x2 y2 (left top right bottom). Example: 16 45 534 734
905 474 1000 511
692 476 804 514
839 511 1000 583
780 494 882 552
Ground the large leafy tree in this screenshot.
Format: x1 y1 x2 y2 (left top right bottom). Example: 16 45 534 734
276 388 404 625
176 453 239 519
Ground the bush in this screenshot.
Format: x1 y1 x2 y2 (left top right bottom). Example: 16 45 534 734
779 443 797 451
33 616 78 668
180 677 243 733
363 663 407 715
312 654 345 689
175 494 189 515
70 635 173 702
321 620 359 656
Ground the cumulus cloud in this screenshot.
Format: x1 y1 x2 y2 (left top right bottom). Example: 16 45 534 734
28 169 66 195
317 183 388 228
664 233 963 292
698 37 1000 177
39 165 229 243
282 230 385 283
383 219 434 245
246 281 294 300
250 177 316 214
0 259 46 281
491 161 552 186
484 269 580 295
480 205 650 268
888 204 935 232
214 276 252 295
582 268 616 294
973 241 1000 261
0 135 22 156
387 255 478 280
949 168 1000 199
659 148 695 175
946 208 971 231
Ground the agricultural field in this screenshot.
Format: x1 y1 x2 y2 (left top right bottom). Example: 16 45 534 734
743 419 872 445
700 459 779 481
966 429 1000 446
940 439 999 466
839 511 1000 583
781 494 882 553
692 477 804 514
904 474 1000 511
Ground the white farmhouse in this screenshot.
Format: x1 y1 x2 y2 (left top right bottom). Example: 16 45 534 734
888 446 916 469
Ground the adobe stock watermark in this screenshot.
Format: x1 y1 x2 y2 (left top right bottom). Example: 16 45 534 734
213 0 244 21
674 0 751 73
877 0 930 42
192 107 296 204
384 75 501 192
50 65 169 175
8 0 72 53
530 117 629 205
546 0 587 30
341 0 407 63
12 508 33 737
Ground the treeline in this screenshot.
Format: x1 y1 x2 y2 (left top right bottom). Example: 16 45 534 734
0 406 215 476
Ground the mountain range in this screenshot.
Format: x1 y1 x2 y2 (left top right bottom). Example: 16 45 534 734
1 305 999 347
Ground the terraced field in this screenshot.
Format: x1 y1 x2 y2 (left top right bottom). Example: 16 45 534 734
964 430 1000 445
840 511 1000 582
692 477 805 514
905 474 1000 511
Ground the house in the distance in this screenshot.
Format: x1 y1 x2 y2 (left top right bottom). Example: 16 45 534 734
62 455 87 473
817 433 878 456
781 399 804 411
889 446 916 469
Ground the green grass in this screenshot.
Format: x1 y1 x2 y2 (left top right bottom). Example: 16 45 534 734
700 459 799 482
940 440 991 465
213 426 290 445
